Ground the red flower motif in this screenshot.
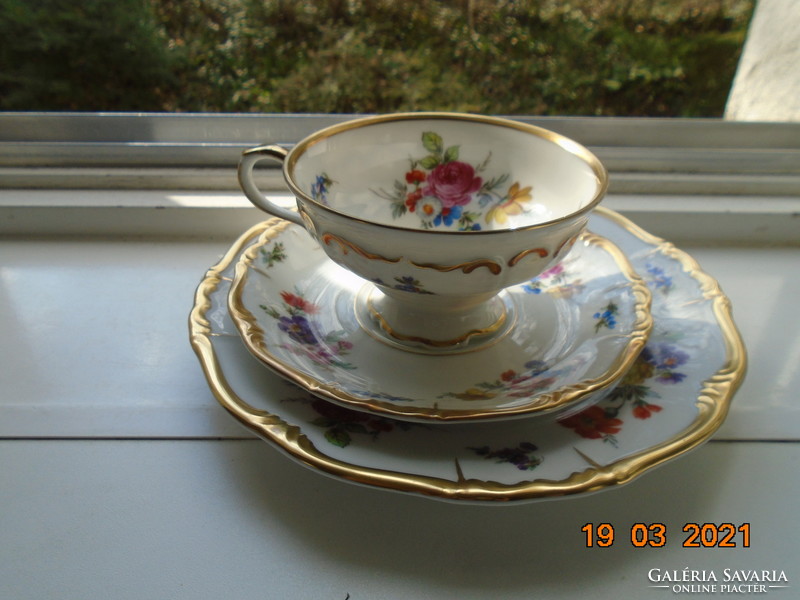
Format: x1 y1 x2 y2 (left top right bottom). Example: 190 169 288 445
405 169 426 185
559 406 623 439
422 161 482 208
501 370 517 382
632 402 662 419
280 291 318 314
405 189 422 212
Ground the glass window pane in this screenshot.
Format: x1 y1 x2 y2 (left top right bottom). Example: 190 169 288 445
0 0 756 117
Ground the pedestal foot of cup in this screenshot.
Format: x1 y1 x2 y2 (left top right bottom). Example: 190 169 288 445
354 284 517 355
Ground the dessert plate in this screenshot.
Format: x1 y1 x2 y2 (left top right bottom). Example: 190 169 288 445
227 224 652 422
189 207 746 503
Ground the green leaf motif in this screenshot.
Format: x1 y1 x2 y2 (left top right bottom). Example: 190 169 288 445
421 131 443 155
443 145 460 162
260 242 286 267
325 428 351 448
419 154 440 169
324 329 348 343
259 304 280 319
391 202 407 219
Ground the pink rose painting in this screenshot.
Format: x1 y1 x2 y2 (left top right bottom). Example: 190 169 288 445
422 161 483 208
371 131 535 231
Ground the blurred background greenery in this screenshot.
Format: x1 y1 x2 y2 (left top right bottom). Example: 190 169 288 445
0 0 754 116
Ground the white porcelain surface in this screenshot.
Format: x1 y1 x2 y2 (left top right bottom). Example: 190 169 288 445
227 224 652 422
238 113 608 351
291 116 601 230
190 207 746 503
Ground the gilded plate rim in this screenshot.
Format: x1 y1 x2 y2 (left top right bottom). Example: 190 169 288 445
226 225 653 422
188 206 747 503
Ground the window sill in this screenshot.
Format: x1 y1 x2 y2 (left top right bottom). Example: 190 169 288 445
1 188 798 245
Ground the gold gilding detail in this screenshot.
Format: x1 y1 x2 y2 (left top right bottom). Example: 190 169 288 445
366 296 507 348
410 259 502 275
321 232 402 263
507 247 549 267
190 208 746 502
554 232 581 259
281 113 609 235
227 223 652 422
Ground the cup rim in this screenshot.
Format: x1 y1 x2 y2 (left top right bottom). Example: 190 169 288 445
283 112 608 235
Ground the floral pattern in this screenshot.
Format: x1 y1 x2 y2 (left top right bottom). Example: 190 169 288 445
558 406 623 442
260 242 286 268
558 342 689 445
522 262 585 298
469 442 542 471
372 131 534 230
439 360 562 402
310 173 333 204
234 212 696 471
294 397 415 448
646 264 673 294
372 275 435 295
593 302 618 332
198 201 743 499
261 290 355 370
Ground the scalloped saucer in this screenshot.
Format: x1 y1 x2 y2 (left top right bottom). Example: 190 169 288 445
227 224 652 423
189 207 746 503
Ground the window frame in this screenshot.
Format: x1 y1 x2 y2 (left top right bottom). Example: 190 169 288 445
1 112 799 243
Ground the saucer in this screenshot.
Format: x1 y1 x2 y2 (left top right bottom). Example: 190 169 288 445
189 207 746 503
227 223 652 422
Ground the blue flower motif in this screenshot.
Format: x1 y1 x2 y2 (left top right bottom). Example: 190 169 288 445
310 173 332 204
433 205 463 228
593 302 618 331
523 359 549 376
523 283 543 294
646 264 673 292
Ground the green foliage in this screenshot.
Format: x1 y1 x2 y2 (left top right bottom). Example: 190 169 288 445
0 0 176 110
0 0 754 116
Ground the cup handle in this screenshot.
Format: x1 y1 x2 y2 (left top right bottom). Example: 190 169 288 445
237 145 305 227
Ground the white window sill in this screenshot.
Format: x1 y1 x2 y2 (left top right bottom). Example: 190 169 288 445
2 188 798 245
1 188 798 441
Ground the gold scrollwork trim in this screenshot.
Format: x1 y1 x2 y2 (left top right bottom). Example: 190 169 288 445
554 232 581 259
321 232 402 263
190 208 746 502
507 247 549 267
366 297 507 348
410 259 502 275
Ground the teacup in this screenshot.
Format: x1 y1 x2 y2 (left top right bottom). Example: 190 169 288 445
238 112 607 353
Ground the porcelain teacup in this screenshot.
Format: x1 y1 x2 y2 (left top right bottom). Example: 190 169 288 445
238 112 607 353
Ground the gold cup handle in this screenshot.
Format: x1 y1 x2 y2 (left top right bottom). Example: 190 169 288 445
237 145 305 228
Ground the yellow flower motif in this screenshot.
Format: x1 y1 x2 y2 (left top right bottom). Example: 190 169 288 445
485 182 533 225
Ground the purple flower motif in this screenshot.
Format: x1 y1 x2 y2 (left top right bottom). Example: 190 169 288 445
657 371 687 384
651 344 690 370
277 315 318 345
469 442 542 471
641 344 689 384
